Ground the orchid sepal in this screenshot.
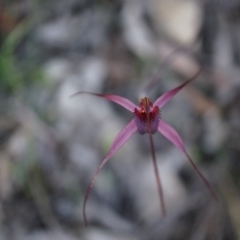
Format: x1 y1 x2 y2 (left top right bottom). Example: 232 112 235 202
158 119 218 200
153 69 202 108
83 119 137 225
71 91 137 112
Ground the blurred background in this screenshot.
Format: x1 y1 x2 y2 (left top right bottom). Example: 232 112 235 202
1 0 240 239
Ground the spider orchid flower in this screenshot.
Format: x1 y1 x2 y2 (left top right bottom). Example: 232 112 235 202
72 69 217 226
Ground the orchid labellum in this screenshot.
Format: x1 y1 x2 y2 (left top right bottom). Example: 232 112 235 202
72 69 217 226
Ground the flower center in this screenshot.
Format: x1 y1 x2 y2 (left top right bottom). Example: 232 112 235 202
134 97 160 135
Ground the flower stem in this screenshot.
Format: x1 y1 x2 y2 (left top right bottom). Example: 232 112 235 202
148 132 166 217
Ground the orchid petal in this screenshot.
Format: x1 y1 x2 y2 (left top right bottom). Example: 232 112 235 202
153 69 202 108
158 119 217 199
71 91 137 112
83 119 137 225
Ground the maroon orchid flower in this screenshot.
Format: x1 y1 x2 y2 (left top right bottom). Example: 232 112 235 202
72 69 217 226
